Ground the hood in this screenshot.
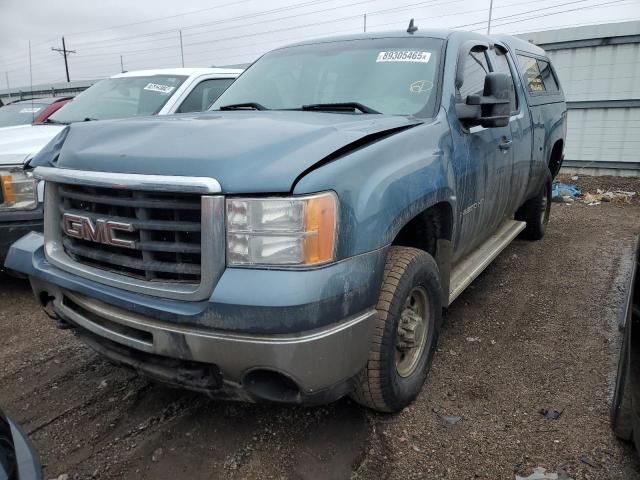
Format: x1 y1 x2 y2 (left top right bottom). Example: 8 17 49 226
45 111 421 193
0 124 65 166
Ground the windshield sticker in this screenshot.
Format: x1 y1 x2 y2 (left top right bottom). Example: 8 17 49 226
409 80 433 93
376 51 431 63
19 107 42 113
143 83 176 94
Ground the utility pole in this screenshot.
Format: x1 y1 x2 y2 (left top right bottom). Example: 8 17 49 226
120 55 125 73
363 13 367 32
51 36 75 83
4 72 9 92
179 30 185 67
487 0 494 35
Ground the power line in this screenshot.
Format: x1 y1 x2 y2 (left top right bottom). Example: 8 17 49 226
195 0 636 65
76 0 462 60
4 0 638 85
67 0 363 49
0 0 610 69
0 0 348 64
476 0 631 30
62 0 258 39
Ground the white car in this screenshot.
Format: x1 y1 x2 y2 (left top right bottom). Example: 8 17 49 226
0 67 243 263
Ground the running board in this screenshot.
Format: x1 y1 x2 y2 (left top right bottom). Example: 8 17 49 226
448 220 526 306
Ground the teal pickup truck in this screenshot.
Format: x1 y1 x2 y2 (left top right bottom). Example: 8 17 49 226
6 25 566 412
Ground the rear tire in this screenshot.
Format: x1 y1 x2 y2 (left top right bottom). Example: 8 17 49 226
351 246 442 412
516 180 551 240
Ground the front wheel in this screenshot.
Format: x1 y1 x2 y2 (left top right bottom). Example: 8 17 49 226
351 246 442 412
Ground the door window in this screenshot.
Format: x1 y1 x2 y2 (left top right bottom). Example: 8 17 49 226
536 60 559 93
459 49 490 100
489 48 518 113
177 78 235 113
517 55 546 93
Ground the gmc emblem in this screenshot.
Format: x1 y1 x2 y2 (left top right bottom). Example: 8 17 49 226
62 213 136 249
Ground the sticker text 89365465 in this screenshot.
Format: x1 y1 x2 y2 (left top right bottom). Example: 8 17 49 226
143 83 176 94
376 51 431 63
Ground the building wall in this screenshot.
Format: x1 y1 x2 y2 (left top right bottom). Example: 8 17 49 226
520 21 640 175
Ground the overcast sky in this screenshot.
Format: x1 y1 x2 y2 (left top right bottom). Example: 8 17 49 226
1 0 638 88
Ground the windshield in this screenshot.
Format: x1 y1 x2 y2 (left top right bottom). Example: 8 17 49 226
50 74 188 123
212 37 442 116
0 103 47 127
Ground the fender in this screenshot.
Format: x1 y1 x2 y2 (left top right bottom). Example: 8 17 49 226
293 114 456 259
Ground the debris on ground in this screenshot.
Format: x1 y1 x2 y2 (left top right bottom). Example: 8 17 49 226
552 178 636 206
151 447 163 462
580 457 602 469
466 336 481 342
582 189 636 205
552 182 580 203
49 474 69 480
539 408 563 420
515 467 574 480
433 408 462 426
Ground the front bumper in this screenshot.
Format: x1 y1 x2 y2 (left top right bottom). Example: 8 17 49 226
0 206 43 263
7 232 385 403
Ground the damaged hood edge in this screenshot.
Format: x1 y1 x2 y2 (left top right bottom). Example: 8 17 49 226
32 111 422 193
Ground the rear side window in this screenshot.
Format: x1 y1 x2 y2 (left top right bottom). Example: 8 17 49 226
177 78 235 113
489 48 518 113
517 55 546 92
536 60 559 93
459 49 490 99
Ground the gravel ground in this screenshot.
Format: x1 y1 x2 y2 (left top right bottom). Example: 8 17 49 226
1 175 640 480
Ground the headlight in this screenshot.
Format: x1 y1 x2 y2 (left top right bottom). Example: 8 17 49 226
0 166 38 211
226 192 338 266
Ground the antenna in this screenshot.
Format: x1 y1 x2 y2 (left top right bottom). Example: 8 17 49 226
407 18 418 34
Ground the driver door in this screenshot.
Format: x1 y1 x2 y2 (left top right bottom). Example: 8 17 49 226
454 45 514 256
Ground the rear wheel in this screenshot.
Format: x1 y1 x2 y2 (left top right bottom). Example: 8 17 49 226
516 181 551 240
351 246 442 412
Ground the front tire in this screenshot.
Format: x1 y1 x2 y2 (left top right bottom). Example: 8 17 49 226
351 246 442 413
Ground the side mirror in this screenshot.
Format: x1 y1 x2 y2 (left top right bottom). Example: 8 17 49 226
456 72 511 128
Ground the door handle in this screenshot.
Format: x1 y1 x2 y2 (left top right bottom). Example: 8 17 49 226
499 138 513 151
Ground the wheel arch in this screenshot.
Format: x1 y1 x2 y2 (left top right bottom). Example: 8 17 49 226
390 201 455 304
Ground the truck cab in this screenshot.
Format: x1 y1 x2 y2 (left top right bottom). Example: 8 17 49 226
5 28 566 412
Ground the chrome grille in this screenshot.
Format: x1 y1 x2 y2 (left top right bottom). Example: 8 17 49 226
38 167 224 301
58 184 203 283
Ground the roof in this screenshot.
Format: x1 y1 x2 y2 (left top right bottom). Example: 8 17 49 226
284 29 454 48
271 28 546 57
112 67 243 79
10 96 71 105
493 34 546 56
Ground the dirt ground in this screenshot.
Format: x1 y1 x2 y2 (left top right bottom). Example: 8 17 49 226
1 175 640 480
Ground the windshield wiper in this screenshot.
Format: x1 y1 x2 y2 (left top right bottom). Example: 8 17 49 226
301 102 380 114
219 102 268 111
83 117 99 122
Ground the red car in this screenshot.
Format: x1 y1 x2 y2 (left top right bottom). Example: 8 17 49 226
0 97 71 128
